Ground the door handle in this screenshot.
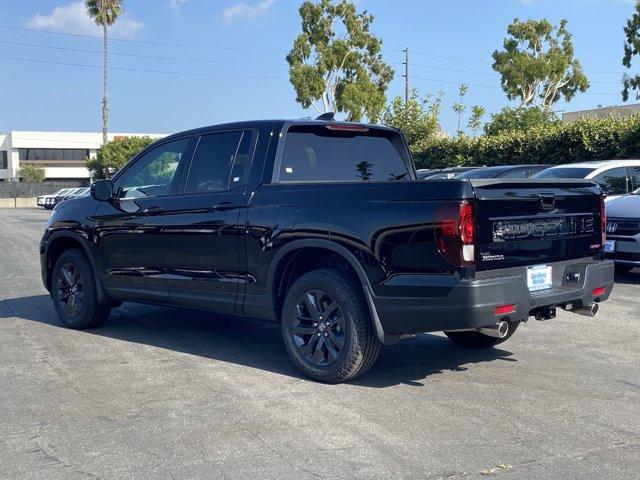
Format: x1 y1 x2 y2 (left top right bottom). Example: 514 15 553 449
142 206 163 216
212 202 237 212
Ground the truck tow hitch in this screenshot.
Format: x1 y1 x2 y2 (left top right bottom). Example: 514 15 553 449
532 306 557 321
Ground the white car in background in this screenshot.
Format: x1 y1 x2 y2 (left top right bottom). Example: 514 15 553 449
534 160 640 201
37 188 74 210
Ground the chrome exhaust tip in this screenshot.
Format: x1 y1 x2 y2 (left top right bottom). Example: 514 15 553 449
478 321 509 339
573 302 598 317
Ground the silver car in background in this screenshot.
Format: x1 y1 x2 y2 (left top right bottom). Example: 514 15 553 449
604 189 640 273
535 160 640 202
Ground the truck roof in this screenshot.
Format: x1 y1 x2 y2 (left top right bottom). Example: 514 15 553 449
160 119 399 142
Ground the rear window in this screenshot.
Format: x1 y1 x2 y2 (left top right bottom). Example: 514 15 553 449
534 167 596 179
278 125 410 183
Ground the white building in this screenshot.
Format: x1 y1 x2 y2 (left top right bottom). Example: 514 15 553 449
0 131 166 183
562 103 640 124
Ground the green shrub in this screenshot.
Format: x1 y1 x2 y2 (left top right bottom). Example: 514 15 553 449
413 115 640 169
484 106 560 136
18 164 46 183
87 136 156 179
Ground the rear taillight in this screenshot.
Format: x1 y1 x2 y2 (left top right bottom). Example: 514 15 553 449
494 304 516 316
600 195 606 247
435 201 475 267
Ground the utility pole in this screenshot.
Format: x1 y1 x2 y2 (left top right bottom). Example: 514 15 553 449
402 48 409 106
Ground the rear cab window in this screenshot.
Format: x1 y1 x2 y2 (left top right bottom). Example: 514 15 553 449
275 124 412 183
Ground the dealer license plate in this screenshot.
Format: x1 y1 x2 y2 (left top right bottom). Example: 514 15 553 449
604 240 616 253
527 265 552 292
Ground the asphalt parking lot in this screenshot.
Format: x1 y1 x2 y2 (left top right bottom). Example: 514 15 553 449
1 208 639 480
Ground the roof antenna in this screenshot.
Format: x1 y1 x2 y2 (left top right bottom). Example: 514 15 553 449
316 112 335 121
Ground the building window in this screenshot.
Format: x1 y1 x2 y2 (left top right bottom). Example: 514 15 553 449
18 148 89 162
0 151 7 169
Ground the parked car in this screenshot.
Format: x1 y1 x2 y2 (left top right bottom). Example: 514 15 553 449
416 168 439 179
40 118 614 383
420 166 483 180
55 187 88 205
76 187 90 198
65 187 90 200
534 160 640 201
38 188 74 210
456 165 548 179
37 194 55 209
604 189 640 273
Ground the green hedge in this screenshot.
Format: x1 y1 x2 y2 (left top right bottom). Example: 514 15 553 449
412 115 640 169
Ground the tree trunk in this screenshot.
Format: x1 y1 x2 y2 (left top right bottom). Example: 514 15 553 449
102 21 109 146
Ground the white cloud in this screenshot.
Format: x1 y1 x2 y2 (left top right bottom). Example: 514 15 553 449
25 2 143 40
221 0 276 25
170 0 188 15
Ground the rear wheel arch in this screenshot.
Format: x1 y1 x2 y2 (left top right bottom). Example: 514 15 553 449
268 240 376 322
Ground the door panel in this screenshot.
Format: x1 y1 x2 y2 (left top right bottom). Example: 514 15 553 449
94 197 172 299
93 137 193 301
162 130 254 313
163 191 246 313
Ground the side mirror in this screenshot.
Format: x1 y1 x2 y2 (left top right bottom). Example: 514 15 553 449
91 179 113 201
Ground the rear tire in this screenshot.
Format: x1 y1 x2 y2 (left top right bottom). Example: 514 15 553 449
51 249 111 329
281 269 381 383
445 321 519 349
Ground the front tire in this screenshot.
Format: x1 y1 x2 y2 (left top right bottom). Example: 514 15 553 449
281 269 381 383
52 249 110 329
445 321 519 349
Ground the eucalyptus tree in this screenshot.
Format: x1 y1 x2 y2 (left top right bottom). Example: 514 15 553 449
286 0 393 122
493 18 589 108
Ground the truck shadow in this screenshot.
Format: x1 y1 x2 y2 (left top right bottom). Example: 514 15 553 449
1 294 514 388
614 270 640 285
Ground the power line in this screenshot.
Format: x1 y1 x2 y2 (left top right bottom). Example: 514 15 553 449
407 61 624 81
0 24 286 53
411 50 492 65
410 74 620 96
411 75 500 89
409 62 497 77
0 39 285 66
0 54 287 79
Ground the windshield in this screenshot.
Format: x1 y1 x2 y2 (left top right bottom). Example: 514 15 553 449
534 167 596 179
457 168 504 179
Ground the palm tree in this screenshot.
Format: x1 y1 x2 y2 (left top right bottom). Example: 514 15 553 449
85 0 122 146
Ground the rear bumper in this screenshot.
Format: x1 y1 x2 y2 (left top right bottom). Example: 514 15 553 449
606 238 640 266
370 259 614 338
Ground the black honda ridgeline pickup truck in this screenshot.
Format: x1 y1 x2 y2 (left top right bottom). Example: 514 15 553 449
40 118 614 383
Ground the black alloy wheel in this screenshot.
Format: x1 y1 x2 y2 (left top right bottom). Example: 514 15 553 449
281 269 381 383
291 290 346 367
52 249 111 329
56 262 84 318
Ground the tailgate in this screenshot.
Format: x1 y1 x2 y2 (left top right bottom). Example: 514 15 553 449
470 179 603 271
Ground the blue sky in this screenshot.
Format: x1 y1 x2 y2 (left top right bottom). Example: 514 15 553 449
0 0 637 135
